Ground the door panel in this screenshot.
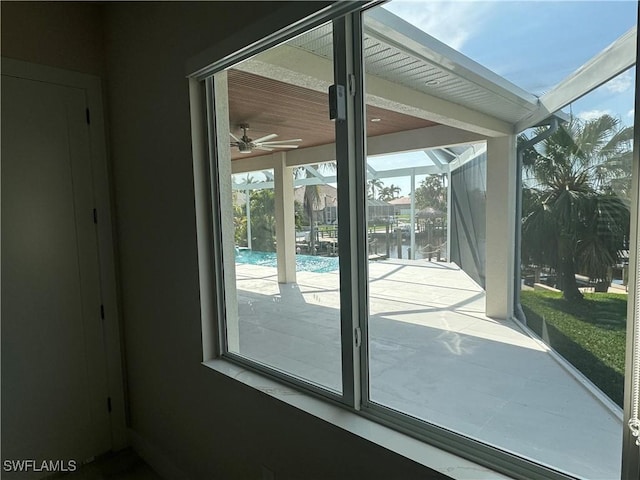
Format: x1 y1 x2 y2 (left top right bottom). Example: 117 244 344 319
1 75 111 474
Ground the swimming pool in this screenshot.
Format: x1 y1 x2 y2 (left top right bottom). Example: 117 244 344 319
235 249 339 273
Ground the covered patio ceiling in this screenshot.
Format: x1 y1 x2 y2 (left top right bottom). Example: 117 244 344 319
228 69 438 161
225 6 635 164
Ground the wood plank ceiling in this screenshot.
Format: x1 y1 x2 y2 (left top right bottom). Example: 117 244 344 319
228 69 438 160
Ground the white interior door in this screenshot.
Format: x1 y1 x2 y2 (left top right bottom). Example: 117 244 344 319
1 74 112 474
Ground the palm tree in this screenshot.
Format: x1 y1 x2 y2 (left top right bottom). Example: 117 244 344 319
378 186 393 201
232 174 256 247
368 178 384 200
296 163 336 254
249 188 276 252
378 184 401 202
521 114 631 300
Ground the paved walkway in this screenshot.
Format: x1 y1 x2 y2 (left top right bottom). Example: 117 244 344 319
234 259 622 479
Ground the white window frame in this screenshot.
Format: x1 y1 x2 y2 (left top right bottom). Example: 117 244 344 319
622 52 640 479
188 3 640 479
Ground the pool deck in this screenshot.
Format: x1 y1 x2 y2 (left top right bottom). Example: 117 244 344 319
234 259 622 479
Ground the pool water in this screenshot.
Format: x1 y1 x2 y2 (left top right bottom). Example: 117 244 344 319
235 250 339 273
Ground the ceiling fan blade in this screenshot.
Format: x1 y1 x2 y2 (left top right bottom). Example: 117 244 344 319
259 138 302 145
255 146 274 151
229 132 241 142
251 133 278 143
267 144 300 149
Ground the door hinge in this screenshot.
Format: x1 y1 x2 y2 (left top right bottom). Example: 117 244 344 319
348 74 356 97
354 326 362 348
86 108 91 125
93 208 98 224
100 304 105 320
107 397 112 413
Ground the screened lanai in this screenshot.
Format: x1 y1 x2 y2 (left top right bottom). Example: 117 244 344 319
231 141 485 282
208 5 636 479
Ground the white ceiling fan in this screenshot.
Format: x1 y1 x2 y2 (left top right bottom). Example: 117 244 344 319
230 123 302 154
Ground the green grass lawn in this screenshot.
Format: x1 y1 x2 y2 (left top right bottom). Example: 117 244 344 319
520 290 627 407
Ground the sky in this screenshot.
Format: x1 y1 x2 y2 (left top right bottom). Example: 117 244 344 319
383 0 636 98
367 0 637 195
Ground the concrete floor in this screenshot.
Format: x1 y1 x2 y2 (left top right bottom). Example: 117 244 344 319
233 259 622 479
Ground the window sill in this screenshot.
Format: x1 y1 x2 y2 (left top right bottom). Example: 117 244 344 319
202 359 511 480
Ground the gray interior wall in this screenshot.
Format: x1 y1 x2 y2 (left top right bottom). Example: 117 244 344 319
0 2 449 479
1 1 105 77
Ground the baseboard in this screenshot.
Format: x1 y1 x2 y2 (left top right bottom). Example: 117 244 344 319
128 429 190 480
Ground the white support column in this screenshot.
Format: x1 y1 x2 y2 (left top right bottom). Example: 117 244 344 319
274 152 296 284
446 164 452 262
245 186 252 250
485 135 517 320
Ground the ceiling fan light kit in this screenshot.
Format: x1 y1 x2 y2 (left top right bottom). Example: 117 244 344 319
230 123 302 154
